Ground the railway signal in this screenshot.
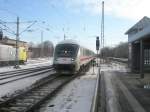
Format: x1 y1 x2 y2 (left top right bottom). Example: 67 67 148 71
0 29 3 40
96 36 100 66
96 36 100 51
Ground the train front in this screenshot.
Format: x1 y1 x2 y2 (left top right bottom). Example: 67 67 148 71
53 43 79 74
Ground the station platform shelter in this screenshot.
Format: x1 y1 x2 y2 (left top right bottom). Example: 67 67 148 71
125 16 150 78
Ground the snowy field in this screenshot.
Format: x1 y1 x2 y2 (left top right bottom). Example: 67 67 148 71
0 57 53 73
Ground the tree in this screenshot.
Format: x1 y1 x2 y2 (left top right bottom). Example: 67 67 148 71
101 42 128 58
28 41 54 58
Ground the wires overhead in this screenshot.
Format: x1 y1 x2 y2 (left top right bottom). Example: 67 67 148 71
0 18 37 37
19 21 37 35
0 19 16 35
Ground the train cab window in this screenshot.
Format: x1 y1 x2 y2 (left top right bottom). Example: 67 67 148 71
55 44 79 57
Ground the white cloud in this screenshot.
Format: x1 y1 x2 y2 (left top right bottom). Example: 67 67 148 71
63 0 150 20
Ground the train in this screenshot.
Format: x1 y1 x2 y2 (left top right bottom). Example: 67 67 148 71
0 44 27 66
53 40 95 74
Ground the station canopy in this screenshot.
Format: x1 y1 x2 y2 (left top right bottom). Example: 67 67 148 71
125 16 150 43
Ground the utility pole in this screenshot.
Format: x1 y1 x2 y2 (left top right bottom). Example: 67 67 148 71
0 17 36 69
63 27 65 40
101 1 104 48
41 30 43 57
14 17 20 69
101 1 104 63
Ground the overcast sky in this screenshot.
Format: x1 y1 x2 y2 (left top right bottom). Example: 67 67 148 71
0 0 149 51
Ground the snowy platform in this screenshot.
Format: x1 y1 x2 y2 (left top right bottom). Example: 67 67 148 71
38 66 99 112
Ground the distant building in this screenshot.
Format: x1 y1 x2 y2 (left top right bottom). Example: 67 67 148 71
125 16 150 77
0 36 28 49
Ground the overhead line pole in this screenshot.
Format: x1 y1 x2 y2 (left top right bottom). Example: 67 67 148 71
14 17 20 68
41 30 43 57
0 18 36 69
101 1 104 63
101 1 104 49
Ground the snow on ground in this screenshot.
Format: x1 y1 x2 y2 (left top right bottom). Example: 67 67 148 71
0 70 55 99
37 60 128 112
38 67 98 112
100 62 129 72
0 57 53 73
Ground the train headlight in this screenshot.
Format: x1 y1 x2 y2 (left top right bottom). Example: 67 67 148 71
71 58 75 61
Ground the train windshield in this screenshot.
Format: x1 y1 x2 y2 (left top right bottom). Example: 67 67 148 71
55 44 79 57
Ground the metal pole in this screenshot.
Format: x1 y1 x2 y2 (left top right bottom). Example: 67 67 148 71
64 34 66 40
140 40 144 78
14 17 20 68
41 30 43 57
101 1 104 63
97 50 98 66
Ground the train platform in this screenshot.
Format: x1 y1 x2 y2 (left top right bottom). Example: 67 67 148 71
116 71 150 112
101 69 150 112
38 65 99 112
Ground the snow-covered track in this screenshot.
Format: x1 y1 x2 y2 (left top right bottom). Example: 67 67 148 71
0 66 54 85
0 73 80 112
0 65 52 75
0 63 92 112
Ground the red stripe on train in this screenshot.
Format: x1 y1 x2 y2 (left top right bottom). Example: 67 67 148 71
80 56 93 62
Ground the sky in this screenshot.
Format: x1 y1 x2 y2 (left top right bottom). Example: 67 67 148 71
0 0 149 52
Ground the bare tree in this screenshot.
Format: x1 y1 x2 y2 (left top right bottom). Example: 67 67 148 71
101 42 128 58
28 41 54 58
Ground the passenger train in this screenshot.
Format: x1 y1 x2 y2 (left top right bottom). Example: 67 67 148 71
53 40 95 74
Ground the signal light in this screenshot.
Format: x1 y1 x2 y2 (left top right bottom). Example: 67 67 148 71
0 29 3 40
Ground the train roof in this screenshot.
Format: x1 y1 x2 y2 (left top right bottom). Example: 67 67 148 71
56 39 95 54
57 39 79 46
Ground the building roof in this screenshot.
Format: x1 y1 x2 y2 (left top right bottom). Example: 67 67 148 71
125 16 150 34
0 36 27 46
3 36 27 43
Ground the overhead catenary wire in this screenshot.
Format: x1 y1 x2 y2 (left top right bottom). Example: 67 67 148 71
19 21 37 35
0 19 16 35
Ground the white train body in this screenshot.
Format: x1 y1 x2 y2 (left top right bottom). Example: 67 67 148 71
53 40 95 74
0 44 16 62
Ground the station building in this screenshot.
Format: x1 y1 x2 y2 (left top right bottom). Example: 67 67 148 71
125 16 150 78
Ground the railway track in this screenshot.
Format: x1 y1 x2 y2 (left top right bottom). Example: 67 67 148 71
0 72 82 112
0 66 54 85
0 65 52 75
0 63 92 112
